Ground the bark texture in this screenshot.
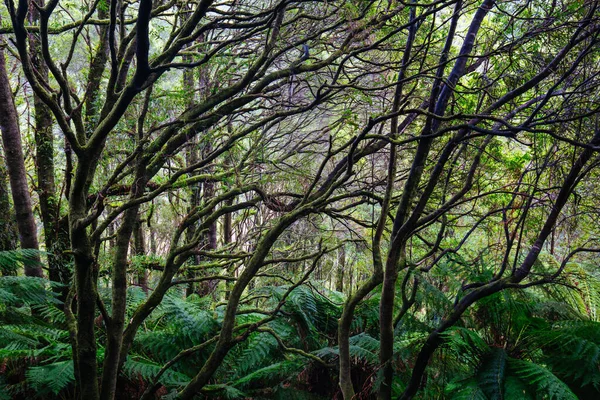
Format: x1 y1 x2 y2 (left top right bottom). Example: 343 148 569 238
0 153 17 259
0 43 42 277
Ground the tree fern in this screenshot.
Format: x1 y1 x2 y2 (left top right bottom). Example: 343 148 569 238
25 360 75 395
222 384 246 400
503 375 535 400
353 292 380 335
203 384 247 399
0 271 73 397
0 276 61 306
531 259 600 321
271 385 329 400
315 333 380 365
125 285 149 320
122 355 191 387
536 320 600 388
0 378 10 400
0 325 40 351
413 278 453 327
265 284 340 337
32 303 67 325
157 294 219 342
508 358 577 400
232 359 305 388
443 327 490 363
0 249 43 274
446 378 488 400
234 331 279 377
284 286 320 331
477 348 507 400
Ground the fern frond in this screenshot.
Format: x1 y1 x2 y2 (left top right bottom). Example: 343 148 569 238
203 383 246 399
536 320 600 388
25 360 74 395
32 303 67 325
123 355 191 386
0 249 43 274
503 375 535 400
315 333 380 365
235 331 279 377
0 276 61 306
476 348 507 400
0 377 10 400
233 359 304 388
508 358 577 400
272 385 328 400
442 327 489 368
157 294 219 342
446 378 488 400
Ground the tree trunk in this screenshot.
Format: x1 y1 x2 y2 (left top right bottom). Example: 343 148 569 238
0 42 42 277
379 3 494 398
378 248 405 400
149 224 157 254
338 272 382 399
183 48 200 297
197 154 218 297
223 197 233 300
335 244 345 292
70 179 100 400
100 163 147 400
0 153 18 274
29 7 71 294
134 216 149 293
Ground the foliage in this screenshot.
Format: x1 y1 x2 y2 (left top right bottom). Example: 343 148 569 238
1 0 600 399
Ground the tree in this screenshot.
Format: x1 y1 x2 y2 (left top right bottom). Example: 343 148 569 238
28 0 71 293
2 0 391 398
0 37 42 278
0 153 17 258
1 0 600 399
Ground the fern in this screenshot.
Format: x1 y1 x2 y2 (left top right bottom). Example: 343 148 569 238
315 333 380 365
125 285 149 320
503 375 535 400
0 378 10 400
25 360 75 395
264 284 340 338
556 262 600 320
350 332 380 353
476 348 507 400
446 378 488 400
233 359 304 388
157 294 219 342
508 358 577 400
0 326 40 351
203 384 247 399
32 303 67 325
0 272 74 397
0 276 61 307
235 331 279 377
535 320 600 388
443 327 490 366
285 286 320 331
272 385 329 400
222 384 246 399
132 293 222 381
122 355 191 386
0 249 43 274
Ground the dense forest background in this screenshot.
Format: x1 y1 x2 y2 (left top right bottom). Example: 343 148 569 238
1 0 600 399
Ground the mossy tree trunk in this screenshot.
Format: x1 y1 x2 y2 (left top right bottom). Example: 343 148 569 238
0 41 42 278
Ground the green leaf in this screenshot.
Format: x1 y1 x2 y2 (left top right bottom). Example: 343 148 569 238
508 359 577 400
477 348 507 400
26 360 74 395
